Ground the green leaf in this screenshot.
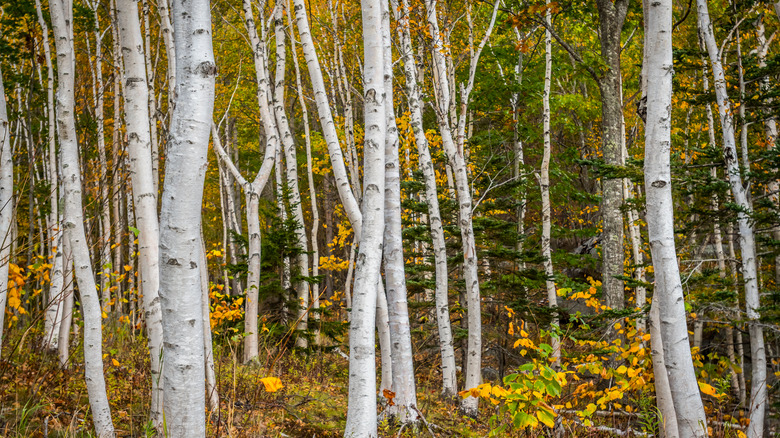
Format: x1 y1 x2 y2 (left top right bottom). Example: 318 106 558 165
129 226 140 237
537 408 555 428
513 411 538 429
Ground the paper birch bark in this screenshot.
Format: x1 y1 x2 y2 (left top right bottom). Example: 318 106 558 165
116 0 165 429
0 65 12 350
649 298 679 438
271 3 311 346
200 233 219 412
288 0 321 343
57 239 74 368
540 8 560 363
238 0 281 361
381 0 418 421
158 0 215 433
424 0 497 416
34 0 64 352
392 0 457 398
754 16 780 285
644 0 708 435
344 0 385 433
696 1 767 434
50 0 115 434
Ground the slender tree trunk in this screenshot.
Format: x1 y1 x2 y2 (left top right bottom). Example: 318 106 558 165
288 0 321 343
58 238 74 368
116 0 165 429
540 8 561 364
644 1 707 435
239 0 282 360
141 0 159 195
158 0 215 433
50 0 115 434
0 65 12 349
158 0 176 112
271 4 311 347
649 298 678 438
35 0 65 352
200 233 219 413
381 0 418 422
696 1 767 434
344 0 385 433
392 0 456 397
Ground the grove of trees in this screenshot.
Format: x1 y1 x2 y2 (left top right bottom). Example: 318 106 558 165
0 0 779 435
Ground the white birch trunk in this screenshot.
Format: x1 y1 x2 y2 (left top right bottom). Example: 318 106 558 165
116 0 165 429
50 0 115 434
425 0 486 416
158 0 215 433
35 0 65 352
392 0 456 397
57 240 74 368
200 233 219 413
0 65 12 349
540 9 560 364
158 0 176 110
645 1 707 435
649 298 679 438
381 0 418 422
344 0 385 433
696 1 767 434
292 0 362 233
271 4 311 346
288 0 321 344
239 0 282 361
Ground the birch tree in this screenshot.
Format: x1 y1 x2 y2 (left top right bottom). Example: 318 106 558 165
158 0 216 433
116 0 164 429
0 65 12 350
696 1 767 435
392 0 457 397
540 8 560 364
50 0 115 434
644 0 707 435
344 0 385 433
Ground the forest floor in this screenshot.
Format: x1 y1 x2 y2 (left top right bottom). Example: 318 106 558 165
0 319 655 437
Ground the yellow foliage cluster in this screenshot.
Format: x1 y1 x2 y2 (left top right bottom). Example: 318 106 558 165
209 283 244 330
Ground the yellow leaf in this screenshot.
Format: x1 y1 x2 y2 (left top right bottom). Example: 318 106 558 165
698 382 719 397
260 377 284 393
102 311 108 319
112 358 120 367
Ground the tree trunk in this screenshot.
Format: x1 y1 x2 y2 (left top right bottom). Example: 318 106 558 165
595 0 627 315
288 0 321 344
0 65 12 349
271 4 311 347
344 0 385 433
392 0 456 397
649 298 678 438
116 0 165 429
158 0 215 433
381 0 418 423
50 0 115 434
696 1 767 434
644 1 708 435
200 233 219 413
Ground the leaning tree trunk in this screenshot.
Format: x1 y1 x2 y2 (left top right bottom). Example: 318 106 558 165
50 0 115 434
644 1 708 435
0 65 12 350
344 0 385 434
158 0 215 434
116 0 165 429
696 1 767 435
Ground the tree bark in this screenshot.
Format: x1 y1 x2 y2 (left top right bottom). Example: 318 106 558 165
158 0 215 433
644 1 708 435
0 65 12 350
50 0 115 434
116 0 165 428
344 0 385 433
696 1 767 434
392 0 457 397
